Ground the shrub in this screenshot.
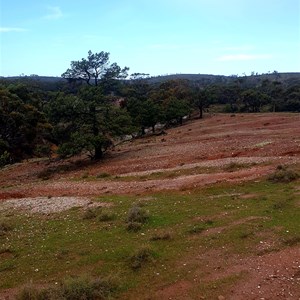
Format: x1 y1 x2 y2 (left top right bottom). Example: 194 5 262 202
187 224 206 234
268 165 299 183
282 235 300 246
82 208 98 220
150 231 172 241
96 172 111 179
223 162 244 172
126 205 149 224
98 212 115 222
0 219 12 236
17 276 118 300
129 246 154 270
126 221 142 232
126 204 149 232
0 151 11 168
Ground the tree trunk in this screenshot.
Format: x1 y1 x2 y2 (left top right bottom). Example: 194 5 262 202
199 106 203 119
94 145 103 160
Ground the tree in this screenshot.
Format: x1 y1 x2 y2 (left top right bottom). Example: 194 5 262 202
0 86 51 164
62 50 129 86
239 89 269 112
164 97 190 125
47 87 134 160
192 86 211 118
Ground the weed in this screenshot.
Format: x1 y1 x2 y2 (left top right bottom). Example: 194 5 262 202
129 246 154 270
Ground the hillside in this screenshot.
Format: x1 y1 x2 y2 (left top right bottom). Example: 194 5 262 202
0 113 300 299
2 72 300 90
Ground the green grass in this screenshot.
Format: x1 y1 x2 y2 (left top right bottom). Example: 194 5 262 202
0 176 299 298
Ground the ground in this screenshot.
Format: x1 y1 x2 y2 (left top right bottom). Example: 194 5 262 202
0 113 299 299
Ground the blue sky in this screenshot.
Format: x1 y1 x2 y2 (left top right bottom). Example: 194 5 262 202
1 0 299 77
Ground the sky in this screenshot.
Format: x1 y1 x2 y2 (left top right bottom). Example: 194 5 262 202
0 0 300 77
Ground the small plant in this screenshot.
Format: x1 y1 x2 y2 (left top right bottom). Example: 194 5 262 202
282 235 300 246
268 165 299 183
150 231 172 241
224 162 243 172
126 204 149 223
129 246 154 270
81 172 89 179
96 172 111 179
0 219 12 236
238 230 254 239
272 199 289 210
98 212 115 222
0 151 11 168
37 168 54 180
126 221 142 232
17 275 118 300
187 224 206 234
126 204 149 232
82 208 99 220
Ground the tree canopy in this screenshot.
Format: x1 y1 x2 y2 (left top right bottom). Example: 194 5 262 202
62 50 129 86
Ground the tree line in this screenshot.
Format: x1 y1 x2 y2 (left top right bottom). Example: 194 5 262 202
1 50 300 166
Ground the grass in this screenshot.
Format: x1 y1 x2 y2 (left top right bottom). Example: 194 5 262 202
0 175 299 298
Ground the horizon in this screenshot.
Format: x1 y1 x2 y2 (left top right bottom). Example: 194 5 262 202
1 0 300 77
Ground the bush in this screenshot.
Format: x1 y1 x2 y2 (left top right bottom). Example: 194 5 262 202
98 212 115 222
150 231 172 241
126 205 149 224
187 224 206 234
17 276 118 300
268 165 299 183
129 246 154 270
0 219 12 236
126 221 142 232
0 151 11 168
126 204 149 232
96 173 111 179
82 208 98 220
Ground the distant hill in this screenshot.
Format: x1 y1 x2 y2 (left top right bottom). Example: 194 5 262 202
1 72 300 90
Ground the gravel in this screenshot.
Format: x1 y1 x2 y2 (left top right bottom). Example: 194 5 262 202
0 196 109 214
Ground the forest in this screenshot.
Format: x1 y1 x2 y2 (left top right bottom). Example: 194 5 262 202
1 50 300 167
